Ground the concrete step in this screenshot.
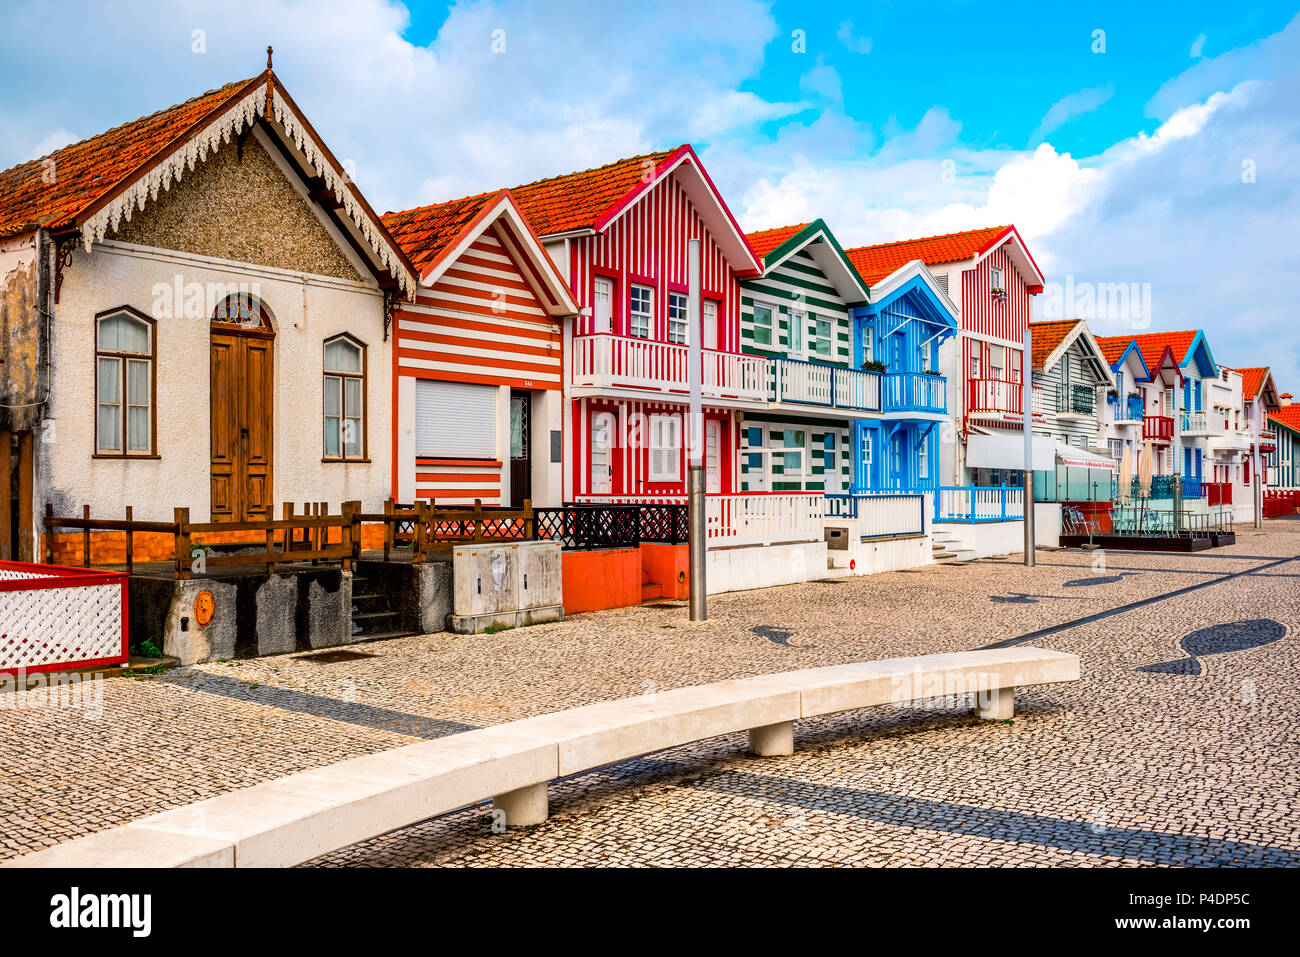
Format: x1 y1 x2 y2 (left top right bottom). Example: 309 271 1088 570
641 582 663 601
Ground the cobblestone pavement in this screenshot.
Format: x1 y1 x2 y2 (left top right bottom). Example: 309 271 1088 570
3 522 1298 866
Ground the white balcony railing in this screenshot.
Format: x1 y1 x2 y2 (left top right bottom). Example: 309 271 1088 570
572 334 767 402
707 493 825 547
934 486 1025 522
770 358 881 411
1181 412 1210 433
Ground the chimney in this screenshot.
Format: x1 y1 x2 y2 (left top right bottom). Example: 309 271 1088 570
1282 392 1294 407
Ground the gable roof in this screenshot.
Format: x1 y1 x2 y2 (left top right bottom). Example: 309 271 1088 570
0 68 417 296
845 224 1045 291
404 145 761 274
1226 366 1279 409
742 219 871 303
1029 319 1114 385
1093 335 1152 380
1126 331 1217 378
382 189 576 317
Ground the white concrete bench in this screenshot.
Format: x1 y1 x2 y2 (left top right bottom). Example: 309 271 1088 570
5 646 1078 868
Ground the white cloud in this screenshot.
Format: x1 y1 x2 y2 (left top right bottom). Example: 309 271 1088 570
1190 33 1207 58
836 21 873 55
1029 85 1114 146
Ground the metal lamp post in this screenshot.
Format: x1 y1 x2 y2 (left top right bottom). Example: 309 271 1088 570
1022 326 1035 566
687 238 706 620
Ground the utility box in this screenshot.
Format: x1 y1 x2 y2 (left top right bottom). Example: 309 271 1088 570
448 540 564 634
824 526 850 551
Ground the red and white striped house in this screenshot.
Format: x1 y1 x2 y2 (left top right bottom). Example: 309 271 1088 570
383 191 578 506
847 225 1045 485
496 146 767 501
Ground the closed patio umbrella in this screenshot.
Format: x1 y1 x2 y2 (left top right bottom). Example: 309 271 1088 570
1138 439 1154 498
1118 441 1133 504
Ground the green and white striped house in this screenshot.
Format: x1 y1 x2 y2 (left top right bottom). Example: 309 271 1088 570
739 221 874 493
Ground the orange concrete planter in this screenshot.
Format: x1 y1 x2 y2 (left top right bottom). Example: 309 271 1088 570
641 542 689 599
561 548 642 614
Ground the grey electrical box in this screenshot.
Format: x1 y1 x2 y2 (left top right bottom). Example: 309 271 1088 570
550 430 562 463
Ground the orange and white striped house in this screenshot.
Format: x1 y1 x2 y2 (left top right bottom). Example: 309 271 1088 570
382 191 578 506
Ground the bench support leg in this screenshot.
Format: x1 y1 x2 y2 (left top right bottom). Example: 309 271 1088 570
748 721 795 757
975 686 1014 720
493 782 548 828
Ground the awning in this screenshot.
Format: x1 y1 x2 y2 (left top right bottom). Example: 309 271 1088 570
966 431 1055 470
1055 442 1116 470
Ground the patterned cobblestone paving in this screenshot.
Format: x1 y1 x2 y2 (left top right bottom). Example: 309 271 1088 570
2 522 1298 866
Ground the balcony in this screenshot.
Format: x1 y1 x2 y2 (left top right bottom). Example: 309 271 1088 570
1207 431 1252 455
1056 384 1096 418
934 486 1025 523
1259 429 1277 451
1108 393 1145 424
1181 412 1212 435
882 372 946 415
1143 415 1174 441
769 357 881 413
967 377 1022 417
571 333 767 405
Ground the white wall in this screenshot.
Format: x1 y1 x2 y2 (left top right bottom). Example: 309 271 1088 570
41 241 392 522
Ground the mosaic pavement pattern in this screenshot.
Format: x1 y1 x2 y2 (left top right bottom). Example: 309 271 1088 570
2 522 1298 866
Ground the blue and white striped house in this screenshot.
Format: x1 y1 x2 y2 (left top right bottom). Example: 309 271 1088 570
849 260 960 494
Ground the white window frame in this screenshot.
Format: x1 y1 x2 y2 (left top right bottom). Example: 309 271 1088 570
918 434 929 479
752 301 774 347
592 276 613 334
810 314 833 358
667 290 688 344
629 284 653 339
94 309 155 457
968 338 982 380
989 344 1005 381
649 413 681 482
323 335 366 461
702 299 719 350
991 265 1005 294
861 325 874 365
780 428 808 478
787 308 804 356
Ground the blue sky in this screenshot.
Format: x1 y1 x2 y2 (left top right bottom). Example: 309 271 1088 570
3 0 1299 386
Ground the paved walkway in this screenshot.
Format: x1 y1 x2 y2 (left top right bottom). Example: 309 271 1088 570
2 523 1298 866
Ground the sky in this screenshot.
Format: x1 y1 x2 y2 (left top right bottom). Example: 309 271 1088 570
2 0 1298 388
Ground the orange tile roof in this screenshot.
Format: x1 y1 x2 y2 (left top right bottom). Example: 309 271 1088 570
845 225 1011 285
390 148 682 242
382 191 502 275
1125 331 1200 372
1226 367 1269 401
1269 404 1300 434
1093 335 1137 367
744 223 810 262
0 77 259 237
1028 320 1080 367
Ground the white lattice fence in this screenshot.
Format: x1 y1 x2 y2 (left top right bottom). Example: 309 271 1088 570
0 562 128 674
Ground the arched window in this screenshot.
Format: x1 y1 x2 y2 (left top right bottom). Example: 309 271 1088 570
95 308 156 456
211 293 272 332
323 335 366 460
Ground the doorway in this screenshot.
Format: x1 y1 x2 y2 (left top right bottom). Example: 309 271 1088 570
210 297 274 522
509 390 532 507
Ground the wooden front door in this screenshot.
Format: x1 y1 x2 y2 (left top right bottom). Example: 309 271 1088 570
509 390 532 507
210 325 274 522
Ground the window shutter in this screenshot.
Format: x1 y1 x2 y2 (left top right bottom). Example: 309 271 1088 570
415 380 497 458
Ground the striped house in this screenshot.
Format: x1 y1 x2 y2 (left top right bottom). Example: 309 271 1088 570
1268 396 1300 488
847 225 1045 487
737 221 872 494
485 146 765 501
382 191 578 506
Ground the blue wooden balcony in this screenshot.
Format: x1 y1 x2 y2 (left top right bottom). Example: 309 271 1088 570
768 357 881 412
882 372 946 414
1107 393 1145 422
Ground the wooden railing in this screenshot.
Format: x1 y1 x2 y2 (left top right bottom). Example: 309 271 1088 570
571 333 767 401
573 492 823 547
769 358 881 411
824 493 926 538
1181 411 1209 433
43 499 536 578
967 377 1022 415
1143 415 1174 441
883 372 946 414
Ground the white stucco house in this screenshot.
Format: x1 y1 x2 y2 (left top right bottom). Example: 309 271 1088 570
0 61 417 558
